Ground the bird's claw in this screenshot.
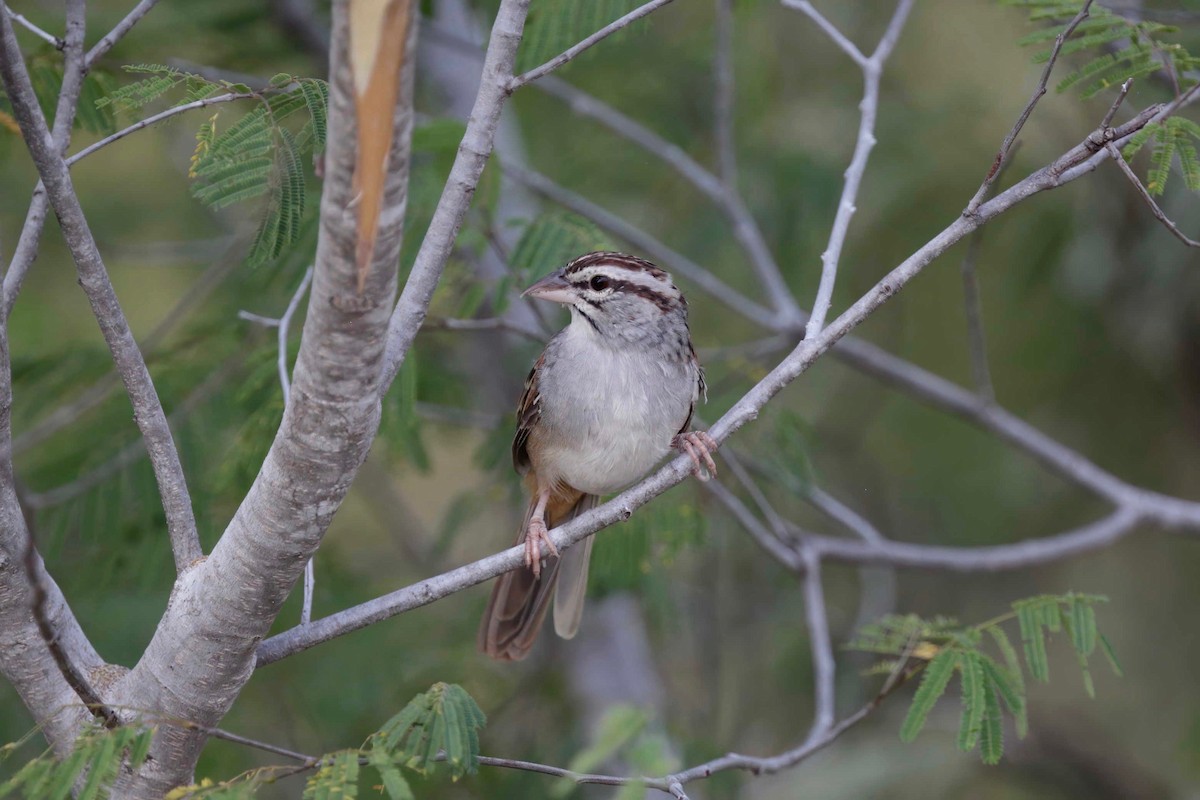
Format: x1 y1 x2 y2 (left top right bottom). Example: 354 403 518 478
523 518 558 578
674 430 719 481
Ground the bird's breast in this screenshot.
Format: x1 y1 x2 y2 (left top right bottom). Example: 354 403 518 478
532 340 695 496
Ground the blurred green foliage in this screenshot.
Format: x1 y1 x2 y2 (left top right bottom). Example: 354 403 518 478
1 0 1199 798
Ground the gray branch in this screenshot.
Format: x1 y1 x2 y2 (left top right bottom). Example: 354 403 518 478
964 0 1096 214
508 0 678 90
0 276 107 756
0 9 201 572
108 2 421 793
3 0 163 315
1107 141 1200 247
258 98 1193 665
790 0 915 338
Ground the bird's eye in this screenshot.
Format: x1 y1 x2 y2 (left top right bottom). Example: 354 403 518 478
589 275 610 291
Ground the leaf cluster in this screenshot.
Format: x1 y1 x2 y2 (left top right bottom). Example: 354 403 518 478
0 724 154 800
1122 116 1200 195
91 64 327 269
516 0 645 73
0 57 118 137
1004 0 1199 95
1002 1 1200 194
849 593 1122 765
1 684 486 799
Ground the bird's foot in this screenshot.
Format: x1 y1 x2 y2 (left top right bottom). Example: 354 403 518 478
674 430 719 481
523 517 558 578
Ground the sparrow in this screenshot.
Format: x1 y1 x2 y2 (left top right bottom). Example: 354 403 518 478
479 252 717 661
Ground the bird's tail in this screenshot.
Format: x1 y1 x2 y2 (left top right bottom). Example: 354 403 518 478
478 491 599 661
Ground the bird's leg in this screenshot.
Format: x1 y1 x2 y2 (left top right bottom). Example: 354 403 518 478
673 430 719 481
524 486 558 578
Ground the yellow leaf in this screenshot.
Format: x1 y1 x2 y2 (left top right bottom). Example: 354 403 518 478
0 110 21 135
912 641 941 661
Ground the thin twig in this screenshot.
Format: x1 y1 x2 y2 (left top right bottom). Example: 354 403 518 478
798 0 915 338
426 22 802 322
424 316 545 341
64 92 256 167
501 162 779 327
83 0 162 66
0 10 202 571
713 0 738 187
799 548 835 740
1099 78 1134 130
278 267 315 405
781 1 866 67
22 530 120 728
191 724 314 764
251 266 317 623
964 0 1096 214
508 0 677 90
1106 142 1200 247
14 253 241 456
4 7 61 47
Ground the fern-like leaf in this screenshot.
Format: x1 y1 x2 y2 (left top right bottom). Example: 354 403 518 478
978 681 1005 765
303 749 359 800
957 651 987 752
374 683 487 780
1148 123 1177 195
985 629 1028 737
298 78 329 150
517 0 643 73
900 648 958 743
0 725 154 800
510 211 616 280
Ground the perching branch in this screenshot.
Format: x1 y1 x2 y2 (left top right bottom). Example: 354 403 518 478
258 97 1197 666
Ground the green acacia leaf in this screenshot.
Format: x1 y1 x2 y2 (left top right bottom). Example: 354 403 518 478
368 750 414 800
957 651 987 753
1016 604 1049 682
1099 634 1124 677
978 682 1005 765
900 648 959 743
303 749 360 800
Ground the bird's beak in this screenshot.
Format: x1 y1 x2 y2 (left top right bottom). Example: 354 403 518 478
521 270 575 305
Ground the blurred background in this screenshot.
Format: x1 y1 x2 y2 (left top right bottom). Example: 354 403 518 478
2 0 1199 797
